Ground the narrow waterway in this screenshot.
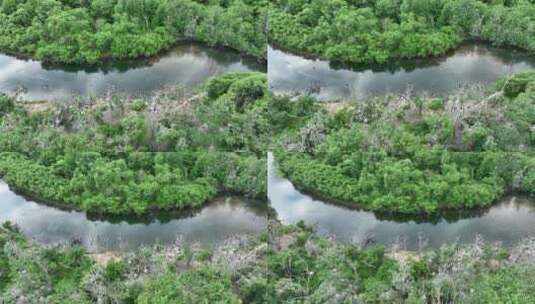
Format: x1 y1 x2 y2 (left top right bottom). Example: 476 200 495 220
268 153 535 249
0 181 268 252
0 43 265 101
269 43 535 101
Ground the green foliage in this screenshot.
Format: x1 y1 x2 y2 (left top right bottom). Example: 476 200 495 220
409 259 431 280
0 0 267 64
0 95 15 118
0 73 268 214
274 72 535 213
270 0 535 64
3 222 535 303
0 222 261 303
501 71 535 98
266 223 535 303
227 73 266 111
470 267 535 303
130 99 147 111
0 151 222 214
265 223 398 302
103 261 128 282
206 73 247 99
0 223 93 303
428 97 444 110
137 267 240 303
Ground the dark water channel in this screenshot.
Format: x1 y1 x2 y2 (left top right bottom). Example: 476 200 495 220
0 181 268 253
269 43 535 101
0 43 265 101
268 153 535 249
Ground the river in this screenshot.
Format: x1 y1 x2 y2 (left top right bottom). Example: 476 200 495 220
0 43 265 101
0 181 268 252
269 43 535 101
268 153 535 249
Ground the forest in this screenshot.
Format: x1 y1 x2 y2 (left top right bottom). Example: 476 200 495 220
0 72 270 214
0 0 267 64
269 0 535 64
273 72 535 213
1 2 535 302
2 221 534 303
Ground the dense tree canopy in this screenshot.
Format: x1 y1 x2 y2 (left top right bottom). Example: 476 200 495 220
274 72 535 213
0 72 270 214
269 0 535 64
0 0 267 63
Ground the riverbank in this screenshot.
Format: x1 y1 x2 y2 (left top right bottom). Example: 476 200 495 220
0 1 267 65
272 72 534 214
269 38 534 68
268 42 535 102
269 1 535 65
0 180 268 252
268 151 535 249
272 156 531 218
0 222 268 303
0 72 268 215
0 39 266 67
0 42 265 101
2 222 534 303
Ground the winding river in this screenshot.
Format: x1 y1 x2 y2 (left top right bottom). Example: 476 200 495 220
2 41 534 252
0 44 268 252
268 43 535 248
269 43 535 101
0 43 265 101
268 153 535 249
0 181 268 252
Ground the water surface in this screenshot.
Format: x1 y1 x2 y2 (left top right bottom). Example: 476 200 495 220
0 43 264 101
269 43 535 101
268 153 535 249
0 181 268 252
